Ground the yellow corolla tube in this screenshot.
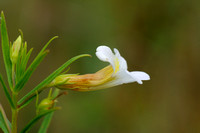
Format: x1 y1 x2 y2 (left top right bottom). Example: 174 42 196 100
50 46 150 91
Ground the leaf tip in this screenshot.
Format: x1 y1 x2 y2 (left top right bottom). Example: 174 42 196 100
1 11 4 15
53 36 59 39
84 54 92 58
50 36 59 42
1 11 5 19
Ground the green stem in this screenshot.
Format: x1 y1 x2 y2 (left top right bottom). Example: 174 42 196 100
12 64 15 90
11 92 18 133
11 63 18 133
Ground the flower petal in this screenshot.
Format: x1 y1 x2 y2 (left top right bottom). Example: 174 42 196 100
96 46 114 61
129 71 150 84
95 70 135 89
96 46 116 71
114 48 127 70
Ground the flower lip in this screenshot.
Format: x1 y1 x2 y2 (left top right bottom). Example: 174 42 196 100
96 46 116 71
96 45 127 73
129 71 150 84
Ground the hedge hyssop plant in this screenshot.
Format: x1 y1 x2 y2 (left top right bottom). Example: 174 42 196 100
0 12 150 133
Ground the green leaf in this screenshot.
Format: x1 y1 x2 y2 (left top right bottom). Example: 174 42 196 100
38 112 54 133
14 36 58 92
15 43 23 83
21 48 33 75
0 74 15 109
0 104 11 133
20 109 56 133
38 89 59 133
15 43 33 83
14 50 48 92
18 54 90 108
0 11 13 88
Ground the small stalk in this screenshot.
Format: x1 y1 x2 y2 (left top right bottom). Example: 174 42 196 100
12 64 15 90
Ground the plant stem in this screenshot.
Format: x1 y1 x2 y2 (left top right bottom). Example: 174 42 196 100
11 92 18 133
12 64 15 90
11 63 18 133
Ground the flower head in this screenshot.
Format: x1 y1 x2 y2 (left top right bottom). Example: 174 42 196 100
51 46 150 91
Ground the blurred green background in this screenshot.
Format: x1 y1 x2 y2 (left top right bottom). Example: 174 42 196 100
0 0 200 133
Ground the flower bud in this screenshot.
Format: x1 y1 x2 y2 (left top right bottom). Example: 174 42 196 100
36 97 55 115
10 35 22 64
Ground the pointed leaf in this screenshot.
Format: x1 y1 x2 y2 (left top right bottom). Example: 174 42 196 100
14 36 58 92
0 74 15 109
20 109 56 133
0 11 13 88
15 43 23 83
22 48 33 74
14 51 48 92
0 104 11 133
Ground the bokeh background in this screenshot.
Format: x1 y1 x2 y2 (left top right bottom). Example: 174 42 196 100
0 0 200 133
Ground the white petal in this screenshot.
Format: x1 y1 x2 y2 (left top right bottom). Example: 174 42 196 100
96 46 114 62
130 71 150 84
100 70 136 88
95 52 108 62
114 48 127 70
96 46 116 71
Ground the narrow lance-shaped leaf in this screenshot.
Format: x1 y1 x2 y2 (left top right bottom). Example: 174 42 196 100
14 50 48 92
15 43 33 83
20 109 57 133
19 42 27 74
15 30 25 82
0 11 13 88
0 74 15 109
20 48 33 77
14 36 58 92
38 89 59 133
15 42 24 83
0 104 11 133
18 54 90 108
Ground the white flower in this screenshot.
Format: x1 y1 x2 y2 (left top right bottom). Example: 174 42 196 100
95 46 150 86
51 46 150 91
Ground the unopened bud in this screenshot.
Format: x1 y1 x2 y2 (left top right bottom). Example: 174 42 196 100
10 35 21 64
36 97 55 115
